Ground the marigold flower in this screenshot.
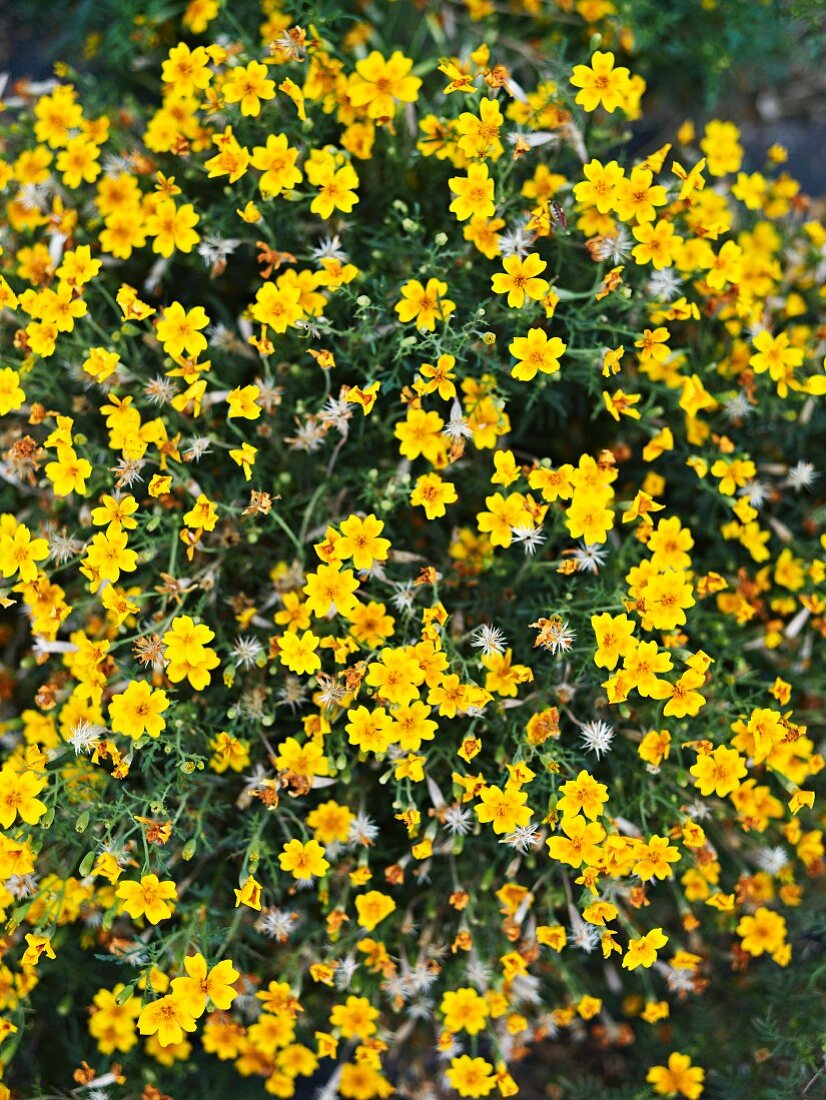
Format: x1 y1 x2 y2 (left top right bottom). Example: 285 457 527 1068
647 1052 705 1098
394 278 456 330
491 253 549 309
623 927 668 970
570 51 632 113
348 50 421 119
279 839 330 881
138 993 197 1049
116 874 178 925
354 890 396 931
690 746 747 798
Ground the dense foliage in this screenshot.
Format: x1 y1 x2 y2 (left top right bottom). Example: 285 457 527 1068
0 1 825 1098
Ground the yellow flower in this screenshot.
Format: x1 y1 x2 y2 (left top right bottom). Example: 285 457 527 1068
348 50 421 119
116 874 178 925
440 987 489 1035
83 526 138 587
736 906 787 957
21 933 56 967
509 328 566 381
547 815 605 868
162 615 220 690
222 60 275 117
209 732 251 774
700 119 743 176
278 839 330 881
161 42 212 96
632 219 681 269
395 406 447 463
90 493 138 532
337 513 391 571
303 563 360 618
307 800 354 845
474 784 532 835
456 97 504 159
146 199 200 257
137 993 197 1049
0 368 25 415
56 135 101 188
603 388 642 421
449 164 495 221
44 445 93 497
536 925 567 951
491 253 549 308
0 765 48 827
330 995 379 1039
345 705 395 754
446 1054 496 1098
0 523 50 583
394 278 456 330
229 442 257 480
227 384 262 420
234 875 262 910
647 1053 705 1098
251 133 302 196
355 890 396 931
557 771 608 820
410 473 458 519
622 927 668 970
615 166 667 222
632 835 681 881
183 493 218 533
251 279 304 332
109 680 169 740
690 745 746 797
365 647 424 706
170 954 239 1017
278 631 322 676
570 51 632 113
573 158 625 213
156 301 209 360
310 160 359 219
